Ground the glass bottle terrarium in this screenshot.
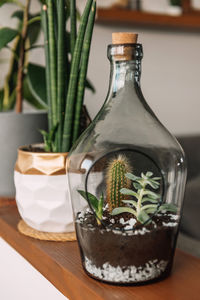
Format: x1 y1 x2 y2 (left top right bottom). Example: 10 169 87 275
67 33 187 285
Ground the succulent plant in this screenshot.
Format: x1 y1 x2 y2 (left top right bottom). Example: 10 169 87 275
77 190 104 225
106 155 131 211
111 171 177 224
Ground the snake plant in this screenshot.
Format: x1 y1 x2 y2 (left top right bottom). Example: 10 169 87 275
39 0 96 152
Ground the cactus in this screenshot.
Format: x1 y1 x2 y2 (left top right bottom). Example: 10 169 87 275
106 155 131 211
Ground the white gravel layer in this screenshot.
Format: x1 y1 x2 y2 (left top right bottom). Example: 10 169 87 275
85 257 168 283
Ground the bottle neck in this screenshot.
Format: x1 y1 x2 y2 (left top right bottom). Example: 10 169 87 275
110 60 141 94
107 43 143 95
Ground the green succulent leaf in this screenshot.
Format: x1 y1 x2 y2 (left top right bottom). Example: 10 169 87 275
159 203 177 213
141 204 157 211
152 177 161 180
133 182 142 190
143 190 160 199
146 171 153 177
0 27 19 50
120 188 138 198
141 172 147 179
137 210 150 224
146 180 160 189
111 207 137 217
97 192 104 220
77 190 99 212
145 207 158 214
125 172 139 181
122 199 137 209
141 197 159 204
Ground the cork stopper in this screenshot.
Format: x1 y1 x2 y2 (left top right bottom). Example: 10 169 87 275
112 32 138 45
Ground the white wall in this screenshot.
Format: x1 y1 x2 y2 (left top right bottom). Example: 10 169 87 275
1 1 200 135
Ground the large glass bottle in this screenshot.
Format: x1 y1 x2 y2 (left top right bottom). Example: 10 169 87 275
67 33 187 285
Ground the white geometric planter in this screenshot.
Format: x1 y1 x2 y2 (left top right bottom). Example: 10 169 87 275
14 145 73 233
14 172 74 233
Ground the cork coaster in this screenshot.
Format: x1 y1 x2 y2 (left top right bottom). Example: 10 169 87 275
18 220 76 242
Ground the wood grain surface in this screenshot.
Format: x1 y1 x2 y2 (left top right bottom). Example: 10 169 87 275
0 198 200 300
97 8 200 31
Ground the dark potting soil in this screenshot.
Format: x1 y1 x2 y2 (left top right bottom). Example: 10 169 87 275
22 145 46 153
75 210 178 284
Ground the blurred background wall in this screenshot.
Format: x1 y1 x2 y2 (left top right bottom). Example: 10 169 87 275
0 0 200 136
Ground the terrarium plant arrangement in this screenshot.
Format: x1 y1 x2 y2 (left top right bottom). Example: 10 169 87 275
66 32 187 284
76 155 179 284
0 0 47 196
14 0 96 234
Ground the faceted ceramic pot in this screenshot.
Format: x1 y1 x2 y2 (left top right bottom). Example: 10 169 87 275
0 112 47 197
14 144 74 233
67 37 187 285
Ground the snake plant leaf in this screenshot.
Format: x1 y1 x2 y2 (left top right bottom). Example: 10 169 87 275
40 123 58 152
137 210 150 224
0 28 18 50
27 63 47 107
77 190 99 212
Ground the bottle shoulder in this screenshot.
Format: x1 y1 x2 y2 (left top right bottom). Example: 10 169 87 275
71 84 184 160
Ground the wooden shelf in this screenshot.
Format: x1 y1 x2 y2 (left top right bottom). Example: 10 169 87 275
1 198 200 300
97 8 200 30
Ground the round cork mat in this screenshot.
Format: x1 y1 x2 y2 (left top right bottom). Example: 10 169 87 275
18 220 76 242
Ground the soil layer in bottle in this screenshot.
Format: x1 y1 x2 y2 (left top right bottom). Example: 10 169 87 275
76 210 178 285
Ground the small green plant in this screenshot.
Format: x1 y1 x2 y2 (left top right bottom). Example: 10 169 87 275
0 0 44 112
78 190 104 225
170 0 181 6
111 171 177 224
106 155 131 211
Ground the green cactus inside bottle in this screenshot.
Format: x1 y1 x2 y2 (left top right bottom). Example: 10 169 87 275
106 155 131 211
